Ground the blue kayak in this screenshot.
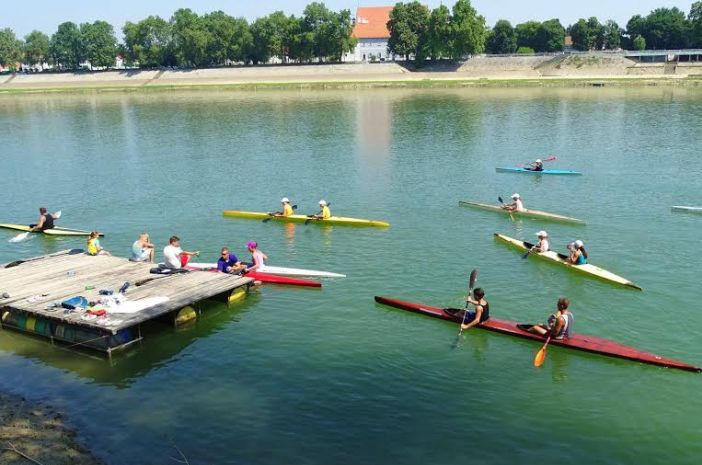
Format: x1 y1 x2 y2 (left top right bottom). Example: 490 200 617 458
496 167 582 175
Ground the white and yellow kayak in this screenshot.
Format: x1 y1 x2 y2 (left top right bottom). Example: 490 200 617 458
0 224 100 237
494 233 642 290
222 210 389 228
459 201 585 225
671 206 702 214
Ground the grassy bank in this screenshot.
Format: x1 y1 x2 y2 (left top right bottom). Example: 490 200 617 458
1 75 702 95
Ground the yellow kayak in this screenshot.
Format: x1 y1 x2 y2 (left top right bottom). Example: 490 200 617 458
0 224 100 237
494 233 642 290
222 210 390 228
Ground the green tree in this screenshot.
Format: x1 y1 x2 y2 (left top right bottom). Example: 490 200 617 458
486 20 517 54
301 3 355 62
50 22 84 69
691 2 702 47
387 1 430 62
248 11 295 64
569 19 590 51
644 7 689 49
202 11 251 64
449 0 487 59
0 28 24 67
289 17 315 63
633 34 646 50
602 20 622 50
23 30 50 67
80 21 117 69
536 19 565 52
122 16 174 68
171 8 210 67
427 5 452 60
515 21 540 51
586 17 605 50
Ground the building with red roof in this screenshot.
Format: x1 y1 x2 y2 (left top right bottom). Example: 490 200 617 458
347 6 395 62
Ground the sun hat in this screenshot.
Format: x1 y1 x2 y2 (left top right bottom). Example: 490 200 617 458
281 197 289 203
511 193 520 199
319 200 327 206
536 230 548 237
574 240 584 248
535 159 542 163
247 241 257 249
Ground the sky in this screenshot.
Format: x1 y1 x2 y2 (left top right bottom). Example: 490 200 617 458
2 1 696 38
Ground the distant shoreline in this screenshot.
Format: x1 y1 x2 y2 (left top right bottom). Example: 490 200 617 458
1 61 701 94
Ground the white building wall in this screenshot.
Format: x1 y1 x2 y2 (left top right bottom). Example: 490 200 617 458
349 38 393 62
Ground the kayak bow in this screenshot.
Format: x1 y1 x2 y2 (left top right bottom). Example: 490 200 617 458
0 224 101 237
188 262 345 278
496 167 582 175
184 264 321 287
459 201 586 225
374 296 700 372
671 206 702 214
494 233 642 290
222 210 389 228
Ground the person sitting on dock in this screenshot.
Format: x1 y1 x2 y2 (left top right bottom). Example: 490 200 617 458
530 231 550 253
244 241 267 273
311 200 331 219
567 240 588 265
502 193 525 212
131 233 155 263
217 247 246 274
163 236 199 269
29 207 58 231
87 231 111 256
272 198 294 217
526 159 544 172
458 288 490 331
524 298 573 340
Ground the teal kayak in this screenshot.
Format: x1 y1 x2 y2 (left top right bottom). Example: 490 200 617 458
496 167 582 175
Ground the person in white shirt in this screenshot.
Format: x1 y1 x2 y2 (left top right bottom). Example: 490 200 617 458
502 193 525 212
532 231 550 253
163 236 199 269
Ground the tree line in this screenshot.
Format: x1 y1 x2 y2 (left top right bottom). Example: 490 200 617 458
1 1 702 70
0 3 355 70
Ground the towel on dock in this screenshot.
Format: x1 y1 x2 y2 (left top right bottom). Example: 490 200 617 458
107 296 170 314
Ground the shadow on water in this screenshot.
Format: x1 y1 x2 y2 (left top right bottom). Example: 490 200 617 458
0 292 262 388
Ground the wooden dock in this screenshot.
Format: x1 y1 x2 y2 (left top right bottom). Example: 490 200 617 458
0 249 252 355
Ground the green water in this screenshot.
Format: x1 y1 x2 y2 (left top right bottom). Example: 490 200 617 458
1 88 701 465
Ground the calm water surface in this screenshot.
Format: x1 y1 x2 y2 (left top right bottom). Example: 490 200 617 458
0 87 701 465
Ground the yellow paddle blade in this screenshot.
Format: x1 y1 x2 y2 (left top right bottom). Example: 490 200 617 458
534 347 547 367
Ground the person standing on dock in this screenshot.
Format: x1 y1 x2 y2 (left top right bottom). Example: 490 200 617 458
29 207 57 231
163 236 199 269
502 193 525 212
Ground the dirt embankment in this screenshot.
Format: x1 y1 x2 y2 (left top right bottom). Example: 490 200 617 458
0 392 103 465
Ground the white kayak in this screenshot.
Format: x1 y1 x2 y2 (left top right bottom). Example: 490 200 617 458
187 263 346 278
671 206 702 214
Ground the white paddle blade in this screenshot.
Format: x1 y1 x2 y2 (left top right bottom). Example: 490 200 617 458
54 210 62 219
9 232 30 243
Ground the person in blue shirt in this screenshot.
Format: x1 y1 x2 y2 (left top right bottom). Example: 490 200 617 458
217 247 245 274
567 240 588 265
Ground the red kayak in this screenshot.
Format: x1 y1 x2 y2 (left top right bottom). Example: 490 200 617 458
184 266 321 287
374 296 700 373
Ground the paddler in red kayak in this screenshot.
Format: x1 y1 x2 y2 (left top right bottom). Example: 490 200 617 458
524 298 573 340
446 288 490 330
502 193 525 212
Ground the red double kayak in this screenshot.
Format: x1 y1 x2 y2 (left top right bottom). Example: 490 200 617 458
374 296 700 373
185 266 321 287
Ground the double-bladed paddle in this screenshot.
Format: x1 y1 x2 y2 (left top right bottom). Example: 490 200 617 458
452 269 478 348
262 205 297 223
305 203 332 225
534 334 552 367
517 155 558 168
498 196 515 220
9 210 63 243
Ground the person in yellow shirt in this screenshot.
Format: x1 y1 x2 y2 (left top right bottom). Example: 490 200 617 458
87 231 111 256
313 200 331 219
275 197 294 217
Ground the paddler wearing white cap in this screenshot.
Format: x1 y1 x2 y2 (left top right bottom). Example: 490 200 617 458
527 158 544 172
531 230 550 253
273 197 294 217
502 193 525 212
312 200 331 219
567 239 588 265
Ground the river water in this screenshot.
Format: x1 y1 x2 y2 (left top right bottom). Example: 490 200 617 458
0 87 701 465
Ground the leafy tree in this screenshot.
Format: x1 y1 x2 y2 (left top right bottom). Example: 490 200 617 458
248 11 295 64
171 8 210 67
602 20 622 50
515 21 540 51
0 28 24 67
569 19 591 51
427 5 452 59
633 34 646 50
387 1 430 62
123 16 174 68
80 21 117 68
691 1 702 47
486 20 517 54
202 11 251 64
288 17 315 62
301 2 355 62
23 30 50 67
643 7 689 49
586 17 605 50
450 0 487 58
536 19 565 52
50 22 84 69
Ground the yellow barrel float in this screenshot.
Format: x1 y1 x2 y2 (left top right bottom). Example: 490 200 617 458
228 287 247 304
175 306 197 326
